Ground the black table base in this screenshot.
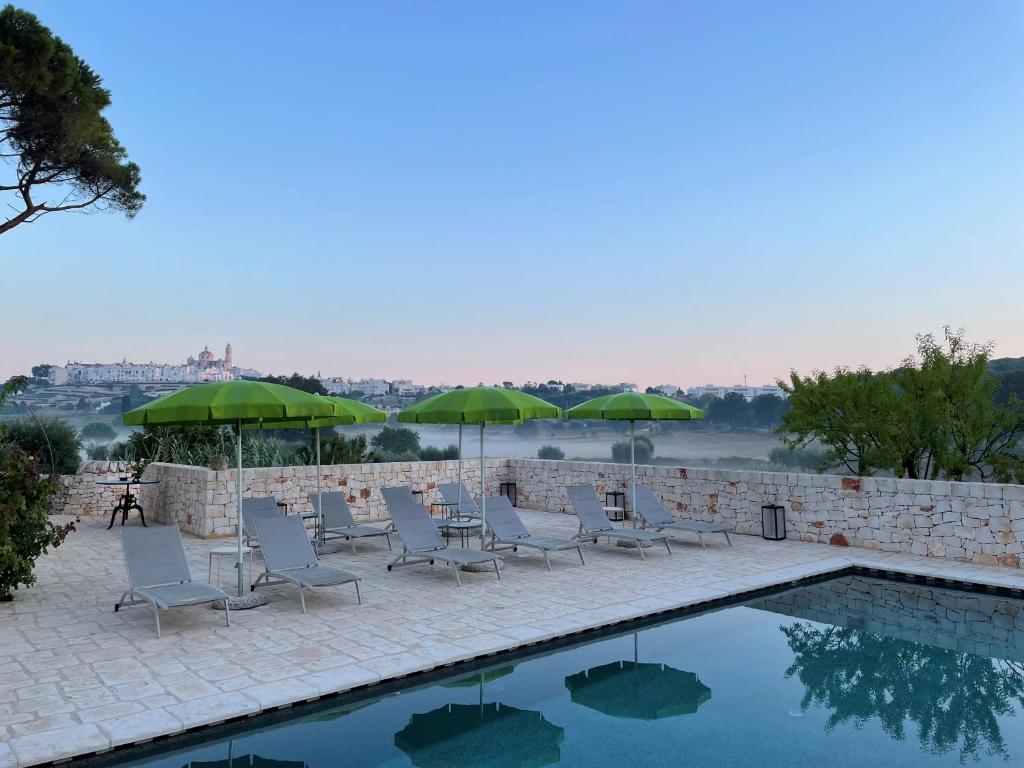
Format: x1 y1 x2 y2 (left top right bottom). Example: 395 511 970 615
107 490 147 529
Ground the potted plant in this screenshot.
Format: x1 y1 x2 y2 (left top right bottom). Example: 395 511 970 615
129 457 151 482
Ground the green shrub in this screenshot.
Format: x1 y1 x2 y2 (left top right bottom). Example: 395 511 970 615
419 444 459 461
0 449 76 600
537 445 565 460
80 422 117 443
85 443 108 461
2 417 82 474
371 427 421 455
612 436 654 464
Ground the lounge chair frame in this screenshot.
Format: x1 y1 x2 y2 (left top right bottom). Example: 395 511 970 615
567 485 672 559
251 516 362 613
115 526 230 638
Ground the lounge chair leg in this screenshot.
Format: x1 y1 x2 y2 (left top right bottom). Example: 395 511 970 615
664 537 673 555
223 599 231 628
452 563 462 587
698 532 706 550
638 541 647 560
299 588 307 615
153 606 161 639
354 580 362 605
385 533 393 551
724 531 732 546
114 591 130 612
351 538 357 556
577 547 585 565
494 560 502 581
543 551 552 572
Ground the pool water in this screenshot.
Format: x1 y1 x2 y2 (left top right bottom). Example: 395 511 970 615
93 575 1024 767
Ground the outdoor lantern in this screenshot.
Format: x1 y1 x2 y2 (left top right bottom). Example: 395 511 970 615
500 481 517 506
761 503 786 541
605 491 626 521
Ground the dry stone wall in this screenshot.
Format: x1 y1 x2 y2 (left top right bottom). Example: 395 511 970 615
56 458 1024 568
509 459 1024 569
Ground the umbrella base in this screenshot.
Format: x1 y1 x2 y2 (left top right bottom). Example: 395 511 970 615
211 592 267 611
461 559 505 573
616 539 653 549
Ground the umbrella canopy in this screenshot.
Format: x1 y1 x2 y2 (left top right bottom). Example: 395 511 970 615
564 661 711 720
246 396 386 550
398 387 560 548
566 392 703 526
398 387 559 425
249 396 386 430
124 380 334 596
123 380 335 427
566 391 704 422
394 702 564 768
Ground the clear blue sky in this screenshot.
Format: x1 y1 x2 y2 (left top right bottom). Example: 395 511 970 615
4 1 1022 387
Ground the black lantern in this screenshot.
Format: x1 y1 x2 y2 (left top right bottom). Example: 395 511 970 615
761 504 786 541
499 481 517 506
605 491 626 521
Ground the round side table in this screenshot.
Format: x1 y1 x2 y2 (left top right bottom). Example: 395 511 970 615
209 546 253 588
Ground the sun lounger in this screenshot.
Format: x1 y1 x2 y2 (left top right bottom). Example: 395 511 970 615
309 492 392 554
115 526 230 637
382 490 502 586
633 486 733 549
437 483 483 519
241 496 281 549
567 485 672 559
251 515 361 613
483 495 585 570
381 485 448 531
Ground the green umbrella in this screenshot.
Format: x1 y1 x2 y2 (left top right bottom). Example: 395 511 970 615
564 632 711 720
566 392 703 526
398 387 560 548
394 702 563 768
248 397 386 550
124 380 335 596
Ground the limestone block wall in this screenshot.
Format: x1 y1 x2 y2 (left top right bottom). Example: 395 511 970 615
55 458 1024 568
60 459 511 538
748 575 1024 662
508 459 1024 569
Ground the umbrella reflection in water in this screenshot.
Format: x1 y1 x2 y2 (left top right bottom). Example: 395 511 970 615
564 632 711 720
395 666 564 768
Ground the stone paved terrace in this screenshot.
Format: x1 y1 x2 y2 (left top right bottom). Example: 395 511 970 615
3 513 1024 768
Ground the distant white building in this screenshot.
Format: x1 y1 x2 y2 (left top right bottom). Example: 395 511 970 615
685 384 787 401
321 377 393 397
654 384 680 396
48 343 257 385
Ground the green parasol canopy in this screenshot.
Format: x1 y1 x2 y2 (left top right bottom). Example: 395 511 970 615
248 396 386 430
398 386 560 425
565 391 704 421
566 392 703 526
394 702 564 768
123 380 334 596
398 387 560 548
124 380 335 427
564 661 711 720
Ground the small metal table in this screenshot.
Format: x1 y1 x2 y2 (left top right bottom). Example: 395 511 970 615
433 500 481 546
97 478 160 529
209 546 253 587
603 506 625 524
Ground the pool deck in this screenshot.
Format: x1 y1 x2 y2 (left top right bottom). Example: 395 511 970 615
3 511 1024 767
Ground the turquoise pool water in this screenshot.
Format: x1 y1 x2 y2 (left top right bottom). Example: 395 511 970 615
93 574 1024 767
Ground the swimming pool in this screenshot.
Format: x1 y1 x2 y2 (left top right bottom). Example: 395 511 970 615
82 573 1024 767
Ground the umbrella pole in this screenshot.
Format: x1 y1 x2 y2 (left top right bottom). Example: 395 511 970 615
479 422 486 550
315 427 322 550
458 423 463 513
236 420 244 597
630 420 637 528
